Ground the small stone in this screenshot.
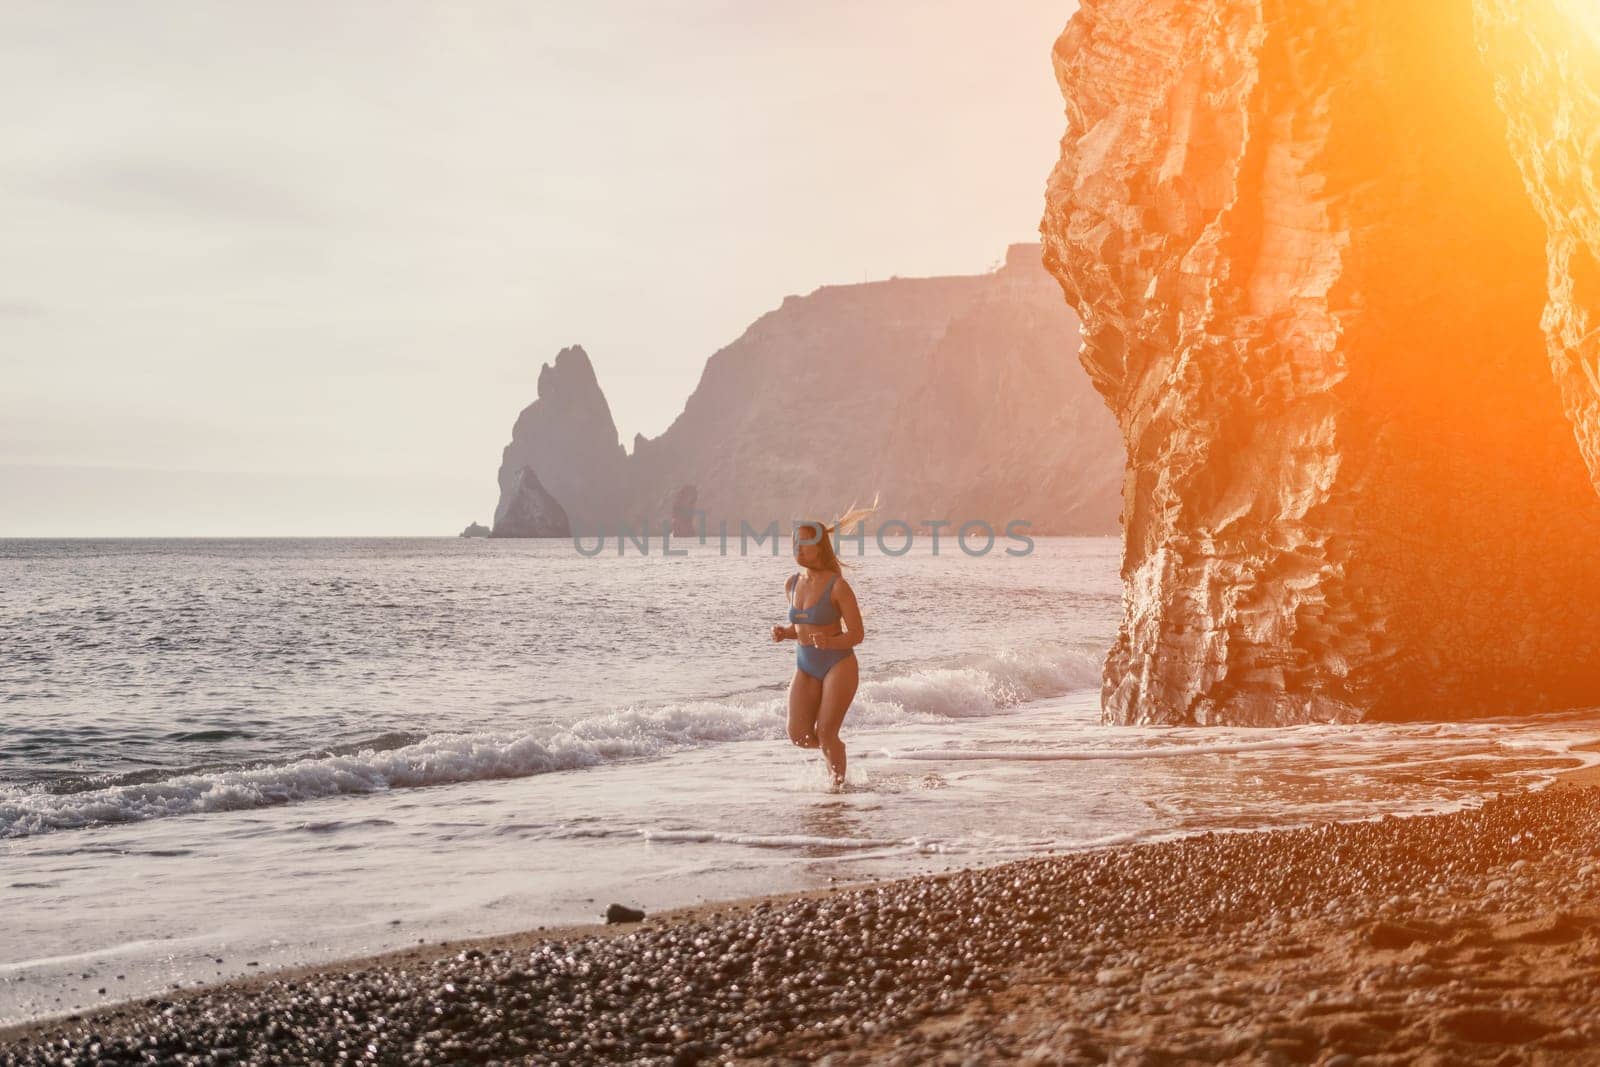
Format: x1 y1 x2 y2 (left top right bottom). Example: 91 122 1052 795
1366 921 1437 950
605 903 646 924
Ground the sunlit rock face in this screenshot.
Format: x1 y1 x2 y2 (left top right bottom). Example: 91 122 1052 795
1476 0 1600 490
1040 0 1600 725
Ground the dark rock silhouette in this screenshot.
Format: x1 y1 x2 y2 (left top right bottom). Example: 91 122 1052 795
1040 0 1600 725
491 467 571 539
458 522 491 538
668 485 698 539
490 245 1122 540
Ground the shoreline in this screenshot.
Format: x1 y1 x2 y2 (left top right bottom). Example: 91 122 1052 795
4 745 1599 1063
1552 741 1600 789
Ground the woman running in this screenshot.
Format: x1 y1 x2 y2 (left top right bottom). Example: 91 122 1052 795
770 496 877 788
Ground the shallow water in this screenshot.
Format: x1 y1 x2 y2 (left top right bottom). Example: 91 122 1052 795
2 536 1597 1025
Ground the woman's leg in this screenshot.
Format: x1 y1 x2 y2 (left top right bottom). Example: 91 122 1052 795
815 653 859 785
787 668 823 749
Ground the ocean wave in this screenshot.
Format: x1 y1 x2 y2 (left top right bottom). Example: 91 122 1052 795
853 646 1100 721
32 731 429 798
0 643 1101 839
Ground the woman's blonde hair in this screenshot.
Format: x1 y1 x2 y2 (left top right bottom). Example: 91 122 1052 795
794 491 881 574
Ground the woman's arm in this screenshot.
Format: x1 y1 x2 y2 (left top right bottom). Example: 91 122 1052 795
772 575 799 642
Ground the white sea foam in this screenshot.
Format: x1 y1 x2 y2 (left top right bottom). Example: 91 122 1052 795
881 737 1329 761
0 643 1100 839
642 829 898 849
614 820 1165 858
880 725 1600 777
637 828 1127 856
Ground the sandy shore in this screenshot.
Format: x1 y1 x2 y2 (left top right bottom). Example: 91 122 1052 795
5 749 1600 1065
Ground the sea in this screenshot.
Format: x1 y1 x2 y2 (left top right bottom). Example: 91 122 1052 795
3 536 1598 1026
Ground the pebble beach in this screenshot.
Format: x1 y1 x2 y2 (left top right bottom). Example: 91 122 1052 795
5 757 1599 1065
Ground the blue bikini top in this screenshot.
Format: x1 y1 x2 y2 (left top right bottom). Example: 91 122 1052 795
788 571 840 625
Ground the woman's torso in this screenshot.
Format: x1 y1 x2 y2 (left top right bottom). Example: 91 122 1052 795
788 570 843 634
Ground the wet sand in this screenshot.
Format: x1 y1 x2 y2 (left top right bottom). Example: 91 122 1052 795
4 749 1600 1065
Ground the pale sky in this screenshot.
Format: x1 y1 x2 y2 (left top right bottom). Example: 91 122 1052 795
1 1 1080 536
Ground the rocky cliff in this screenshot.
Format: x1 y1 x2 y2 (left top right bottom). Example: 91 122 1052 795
493 346 626 537
1475 0 1600 491
492 245 1123 539
1040 0 1600 725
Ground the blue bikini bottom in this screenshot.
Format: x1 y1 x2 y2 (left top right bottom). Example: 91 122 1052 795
797 644 854 681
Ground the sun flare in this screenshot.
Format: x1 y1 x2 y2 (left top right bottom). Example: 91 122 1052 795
1556 0 1600 44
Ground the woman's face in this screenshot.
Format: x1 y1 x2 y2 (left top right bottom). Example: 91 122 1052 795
793 525 823 568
